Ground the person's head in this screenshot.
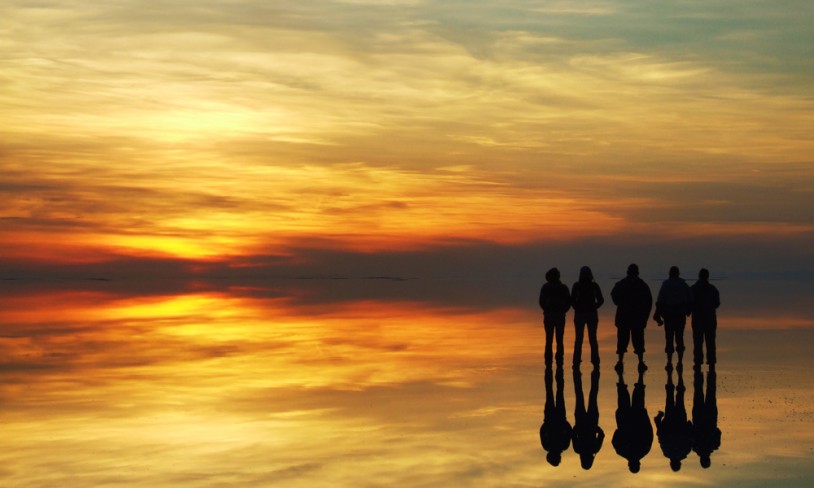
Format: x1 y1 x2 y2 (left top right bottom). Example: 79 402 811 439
669 266 680 278
545 267 561 284
627 263 639 277
670 458 682 471
698 268 710 281
579 266 594 283
700 455 712 469
546 451 561 466
628 460 640 473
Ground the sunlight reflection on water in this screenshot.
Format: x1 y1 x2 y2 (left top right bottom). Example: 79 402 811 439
0 286 812 487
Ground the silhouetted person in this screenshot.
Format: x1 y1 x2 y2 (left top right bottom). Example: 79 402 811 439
539 267 571 365
693 369 721 468
572 364 604 469
655 365 693 471
540 365 572 466
611 263 653 372
612 368 653 473
691 268 720 367
654 266 692 367
571 266 604 366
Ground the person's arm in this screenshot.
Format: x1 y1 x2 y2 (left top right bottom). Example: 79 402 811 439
595 283 605 309
539 286 546 311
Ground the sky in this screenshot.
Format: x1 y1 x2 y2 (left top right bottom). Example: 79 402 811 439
1 0 813 310
2 4 814 484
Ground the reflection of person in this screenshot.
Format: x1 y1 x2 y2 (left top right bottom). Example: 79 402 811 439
539 267 571 365
655 366 693 471
611 264 653 372
691 268 720 367
572 365 604 469
654 266 692 367
571 266 604 366
612 368 653 473
540 365 572 466
693 369 721 468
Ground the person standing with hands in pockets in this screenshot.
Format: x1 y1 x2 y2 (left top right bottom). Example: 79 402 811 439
654 266 693 369
571 266 604 367
539 267 572 365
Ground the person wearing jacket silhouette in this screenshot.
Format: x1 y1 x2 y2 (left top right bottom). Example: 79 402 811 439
654 266 692 367
539 267 571 364
540 366 572 466
611 264 653 372
572 365 604 470
690 268 720 367
612 368 653 473
655 367 693 471
571 266 604 366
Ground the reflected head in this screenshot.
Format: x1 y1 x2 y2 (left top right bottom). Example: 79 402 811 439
546 452 561 466
699 268 710 281
628 460 640 473
670 459 682 471
627 263 639 277
580 454 594 470
701 455 711 468
545 267 560 284
669 266 680 278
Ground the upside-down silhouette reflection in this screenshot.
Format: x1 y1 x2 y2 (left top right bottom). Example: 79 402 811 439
693 368 721 468
612 366 653 473
539 364 571 466
655 360 693 471
572 364 604 469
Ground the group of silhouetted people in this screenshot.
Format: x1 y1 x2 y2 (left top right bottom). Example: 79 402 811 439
538 264 721 472
539 264 720 371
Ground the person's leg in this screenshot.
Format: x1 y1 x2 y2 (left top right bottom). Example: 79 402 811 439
664 321 675 364
617 326 630 366
544 322 554 363
675 319 686 365
706 326 717 365
588 319 600 365
632 328 646 370
555 318 565 363
692 324 704 365
574 316 586 364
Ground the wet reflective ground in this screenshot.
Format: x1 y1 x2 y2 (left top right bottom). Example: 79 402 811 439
1 281 813 487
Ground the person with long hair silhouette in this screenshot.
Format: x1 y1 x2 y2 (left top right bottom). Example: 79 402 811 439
539 267 571 365
611 263 653 373
540 365 572 466
612 367 653 473
691 268 720 368
571 266 604 366
655 363 693 471
693 369 721 468
572 364 604 470
654 266 692 368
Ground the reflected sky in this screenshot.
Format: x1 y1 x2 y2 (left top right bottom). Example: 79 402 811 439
1 283 812 487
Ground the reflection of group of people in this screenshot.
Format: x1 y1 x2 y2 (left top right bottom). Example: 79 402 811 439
538 264 721 472
539 264 720 370
539 360 721 472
